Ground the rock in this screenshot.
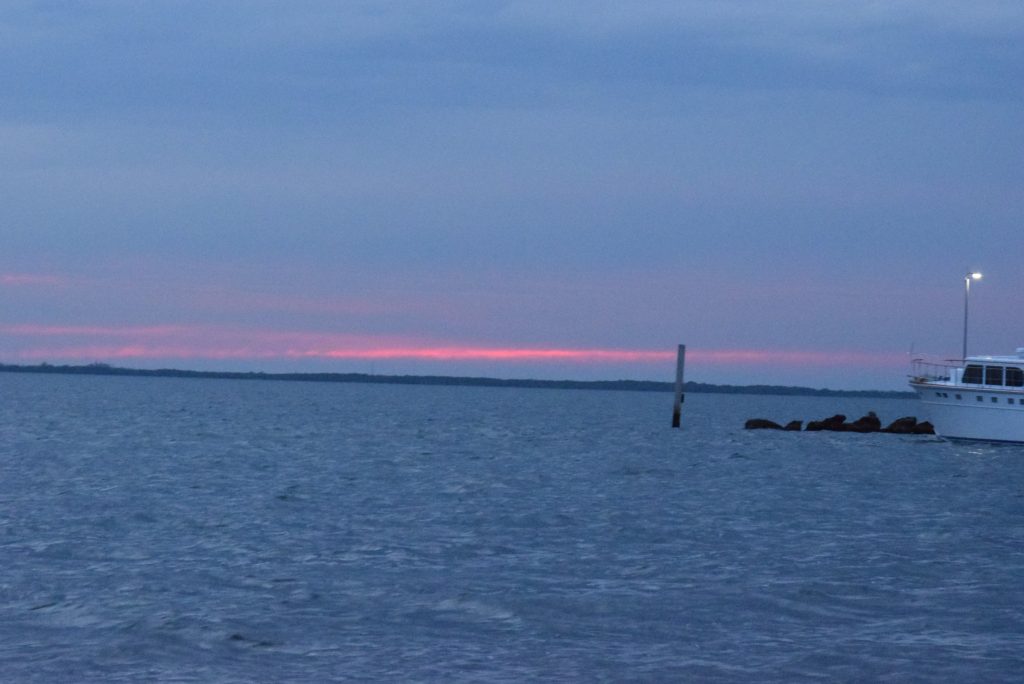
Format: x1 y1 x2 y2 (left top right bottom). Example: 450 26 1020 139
912 421 935 435
846 411 882 433
745 418 784 430
745 413 935 437
806 414 846 431
882 416 918 434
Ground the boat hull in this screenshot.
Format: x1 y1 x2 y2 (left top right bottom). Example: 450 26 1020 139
912 382 1024 443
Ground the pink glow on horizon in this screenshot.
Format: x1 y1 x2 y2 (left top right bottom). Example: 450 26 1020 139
1 273 65 286
1 324 190 337
305 347 675 362
16 346 287 361
0 321 906 369
11 344 675 364
200 290 413 317
690 349 904 366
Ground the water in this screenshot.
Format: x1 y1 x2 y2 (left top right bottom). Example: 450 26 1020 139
2 373 1024 681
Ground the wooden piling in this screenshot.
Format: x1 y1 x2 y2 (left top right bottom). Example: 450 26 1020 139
672 344 685 428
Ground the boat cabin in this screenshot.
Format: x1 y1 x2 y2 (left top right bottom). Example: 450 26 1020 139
957 351 1024 387
960 363 1024 386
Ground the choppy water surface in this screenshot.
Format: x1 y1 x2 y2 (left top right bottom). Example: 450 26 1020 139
2 373 1024 681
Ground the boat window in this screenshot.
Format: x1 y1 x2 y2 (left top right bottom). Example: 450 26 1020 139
955 394 962 400
992 396 999 403
985 365 1004 385
962 365 983 383
977 395 984 401
1007 367 1024 387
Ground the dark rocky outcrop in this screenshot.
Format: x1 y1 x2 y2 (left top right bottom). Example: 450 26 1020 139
913 421 935 435
846 412 882 433
745 418 805 431
805 414 846 431
882 416 918 434
746 412 933 436
745 418 784 430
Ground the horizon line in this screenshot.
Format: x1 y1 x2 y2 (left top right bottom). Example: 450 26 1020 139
0 360 917 397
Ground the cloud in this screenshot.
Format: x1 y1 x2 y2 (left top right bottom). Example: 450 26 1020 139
0 320 903 369
2 0 1020 132
503 1 1024 35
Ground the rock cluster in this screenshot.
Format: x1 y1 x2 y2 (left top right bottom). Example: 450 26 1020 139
744 418 802 431
744 412 934 435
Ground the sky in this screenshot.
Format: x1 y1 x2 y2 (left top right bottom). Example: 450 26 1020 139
2 1 1022 390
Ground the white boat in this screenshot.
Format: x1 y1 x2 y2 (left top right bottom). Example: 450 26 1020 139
910 350 1024 442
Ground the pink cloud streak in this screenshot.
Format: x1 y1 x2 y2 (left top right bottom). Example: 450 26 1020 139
1 324 189 337
301 347 675 362
0 321 905 368
1 273 65 286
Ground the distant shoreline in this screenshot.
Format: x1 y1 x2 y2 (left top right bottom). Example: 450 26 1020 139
0 362 916 399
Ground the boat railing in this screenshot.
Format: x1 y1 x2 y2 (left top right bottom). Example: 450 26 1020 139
910 358 959 384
